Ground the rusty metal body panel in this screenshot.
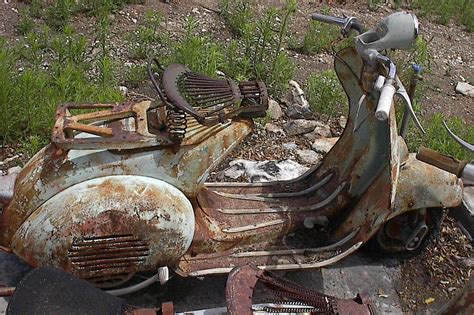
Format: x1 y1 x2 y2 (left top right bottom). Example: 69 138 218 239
10 176 195 284
0 119 252 247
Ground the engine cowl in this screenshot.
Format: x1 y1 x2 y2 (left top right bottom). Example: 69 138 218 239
11 175 195 287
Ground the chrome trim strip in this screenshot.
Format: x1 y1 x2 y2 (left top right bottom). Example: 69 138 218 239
222 219 286 233
217 182 346 214
186 242 363 276
213 173 333 202
230 228 359 257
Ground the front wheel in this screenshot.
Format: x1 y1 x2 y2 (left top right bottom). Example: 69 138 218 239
366 208 443 257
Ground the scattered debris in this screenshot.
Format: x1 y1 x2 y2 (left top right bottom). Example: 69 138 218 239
264 123 285 135
424 297 435 305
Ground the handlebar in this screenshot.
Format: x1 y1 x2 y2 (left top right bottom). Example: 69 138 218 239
375 80 396 121
311 13 364 34
417 147 467 177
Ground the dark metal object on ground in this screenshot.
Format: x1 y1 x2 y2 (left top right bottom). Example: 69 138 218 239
226 265 376 315
5 267 176 315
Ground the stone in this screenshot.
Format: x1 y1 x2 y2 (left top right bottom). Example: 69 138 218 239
118 86 128 96
282 142 298 151
289 80 309 108
284 104 314 119
312 137 339 154
455 82 474 97
339 115 347 129
295 149 322 165
283 119 318 136
303 122 332 141
265 123 285 135
267 99 284 120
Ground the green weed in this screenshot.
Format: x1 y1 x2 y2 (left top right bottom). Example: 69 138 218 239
219 0 297 95
290 7 339 55
128 10 165 60
305 70 345 118
125 64 147 88
399 0 473 32
405 114 474 160
0 27 123 148
17 9 36 35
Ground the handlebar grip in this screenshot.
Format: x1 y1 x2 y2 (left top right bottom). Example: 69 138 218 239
375 82 396 121
311 13 345 26
417 147 467 177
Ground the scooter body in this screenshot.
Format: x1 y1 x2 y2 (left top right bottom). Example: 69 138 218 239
0 13 463 287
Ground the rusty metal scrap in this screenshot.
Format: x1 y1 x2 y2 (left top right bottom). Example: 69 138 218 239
152 62 268 127
52 101 175 150
226 265 376 315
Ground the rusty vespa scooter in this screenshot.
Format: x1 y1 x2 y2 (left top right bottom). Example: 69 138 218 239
0 12 464 293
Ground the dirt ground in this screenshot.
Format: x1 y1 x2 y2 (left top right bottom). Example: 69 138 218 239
0 0 473 313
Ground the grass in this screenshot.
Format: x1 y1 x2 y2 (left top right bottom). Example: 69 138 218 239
128 10 165 60
0 21 123 154
406 114 474 161
218 0 296 95
289 7 339 55
305 70 345 119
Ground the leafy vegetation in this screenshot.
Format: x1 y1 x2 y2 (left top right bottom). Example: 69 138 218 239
2 0 472 162
305 70 345 118
289 7 339 55
406 114 474 161
218 0 297 95
0 21 123 154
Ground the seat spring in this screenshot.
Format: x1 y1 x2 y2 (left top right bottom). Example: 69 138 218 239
166 106 187 142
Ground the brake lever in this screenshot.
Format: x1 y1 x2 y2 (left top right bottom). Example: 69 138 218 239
395 76 425 134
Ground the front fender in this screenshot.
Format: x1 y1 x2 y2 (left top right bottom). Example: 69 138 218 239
389 153 463 219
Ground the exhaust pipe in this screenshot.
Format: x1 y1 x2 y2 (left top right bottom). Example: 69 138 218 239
0 166 21 207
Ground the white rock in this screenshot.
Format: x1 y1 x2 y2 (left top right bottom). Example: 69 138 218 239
312 137 339 154
339 115 347 129
289 80 309 108
455 82 474 97
282 142 298 151
283 119 318 136
118 86 128 96
267 99 284 120
223 159 308 182
296 149 322 165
